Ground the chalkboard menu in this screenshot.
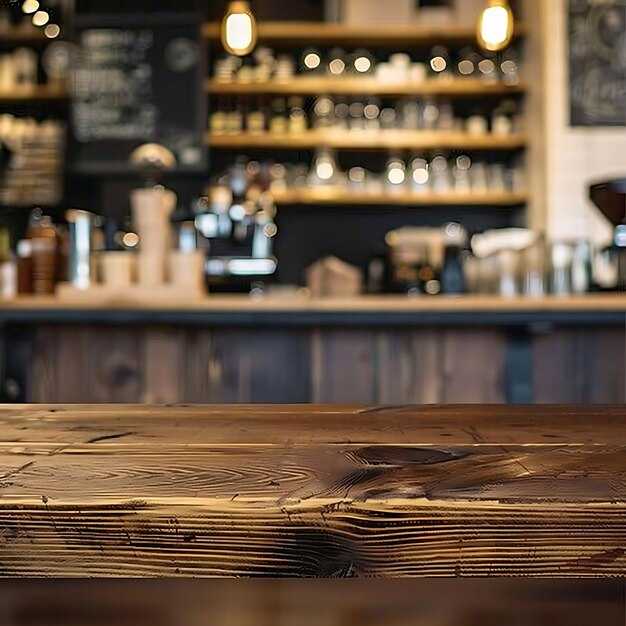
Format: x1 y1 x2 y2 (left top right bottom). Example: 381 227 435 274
70 14 206 174
569 0 626 126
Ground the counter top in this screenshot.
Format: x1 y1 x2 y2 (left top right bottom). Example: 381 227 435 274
1 294 625 325
1 404 625 577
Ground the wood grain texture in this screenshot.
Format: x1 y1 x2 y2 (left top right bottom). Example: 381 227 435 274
533 328 626 404
0 404 625 577
25 324 624 404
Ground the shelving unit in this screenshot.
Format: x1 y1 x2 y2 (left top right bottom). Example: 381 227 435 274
271 188 528 207
206 17 529 225
206 130 528 151
207 78 525 97
203 21 526 46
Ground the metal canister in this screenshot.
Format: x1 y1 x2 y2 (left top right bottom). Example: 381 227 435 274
65 209 94 289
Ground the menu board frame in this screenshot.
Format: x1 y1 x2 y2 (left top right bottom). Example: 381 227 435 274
569 0 626 127
69 12 207 175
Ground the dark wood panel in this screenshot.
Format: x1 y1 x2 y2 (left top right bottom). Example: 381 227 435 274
31 326 143 403
142 327 185 404
0 580 621 626
441 329 507 403
0 405 625 577
311 329 377 403
23 323 626 404
376 329 441 403
533 328 626 404
185 329 310 403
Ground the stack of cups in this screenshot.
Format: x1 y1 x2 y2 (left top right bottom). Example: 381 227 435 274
131 186 176 288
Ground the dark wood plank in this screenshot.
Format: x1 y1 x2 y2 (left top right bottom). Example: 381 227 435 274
376 329 441 403
533 328 626 403
441 329 506 403
184 329 310 403
311 330 377 403
31 326 143 403
141 327 185 404
0 580 621 626
0 405 624 577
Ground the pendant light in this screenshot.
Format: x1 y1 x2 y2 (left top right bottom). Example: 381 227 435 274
477 0 514 52
221 1 257 57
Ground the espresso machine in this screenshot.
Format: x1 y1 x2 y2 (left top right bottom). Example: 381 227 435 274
589 178 626 290
194 159 278 294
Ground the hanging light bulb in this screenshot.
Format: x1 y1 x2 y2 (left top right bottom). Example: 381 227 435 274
477 0 514 52
21 0 40 14
32 9 50 26
221 1 257 57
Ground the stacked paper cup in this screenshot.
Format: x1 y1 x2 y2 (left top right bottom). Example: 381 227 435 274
130 185 206 296
131 186 176 288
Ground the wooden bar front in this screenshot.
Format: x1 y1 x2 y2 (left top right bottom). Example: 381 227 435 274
2 295 625 405
0 404 625 577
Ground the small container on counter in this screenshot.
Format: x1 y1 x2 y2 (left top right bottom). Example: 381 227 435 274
27 212 57 296
169 250 206 296
16 239 33 295
100 251 135 289
0 228 16 300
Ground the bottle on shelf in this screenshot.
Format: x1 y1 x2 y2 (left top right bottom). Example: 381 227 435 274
269 97 288 134
16 239 33 295
27 209 58 296
327 48 347 77
452 155 472 193
246 97 266 134
441 223 467 295
313 95 335 129
288 96 308 134
301 48 322 74
351 49 375 76
410 157 430 194
429 46 452 81
0 228 16 300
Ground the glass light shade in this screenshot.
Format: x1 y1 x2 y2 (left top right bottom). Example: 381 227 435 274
221 1 257 57
22 0 39 14
32 9 50 26
477 0 514 52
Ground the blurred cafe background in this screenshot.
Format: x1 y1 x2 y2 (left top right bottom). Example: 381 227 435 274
0 0 625 405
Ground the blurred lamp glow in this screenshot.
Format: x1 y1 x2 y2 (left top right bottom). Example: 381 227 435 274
304 53 321 69
44 23 61 38
221 1 257 56
329 58 345 75
430 56 447 72
32 10 49 26
477 0 514 52
316 161 334 180
22 0 39 14
354 56 371 73
413 168 429 185
388 168 405 185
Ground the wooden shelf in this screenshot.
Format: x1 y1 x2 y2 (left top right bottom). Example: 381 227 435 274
206 130 527 151
2 294 625 314
271 188 528 207
202 21 526 46
0 27 47 43
207 77 525 97
0 84 67 101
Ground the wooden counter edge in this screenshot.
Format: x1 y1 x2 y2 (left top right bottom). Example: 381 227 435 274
0 294 625 313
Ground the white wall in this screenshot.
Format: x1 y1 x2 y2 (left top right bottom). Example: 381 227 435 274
543 0 617 245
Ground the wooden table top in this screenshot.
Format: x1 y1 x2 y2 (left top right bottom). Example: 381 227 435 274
1 404 626 578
